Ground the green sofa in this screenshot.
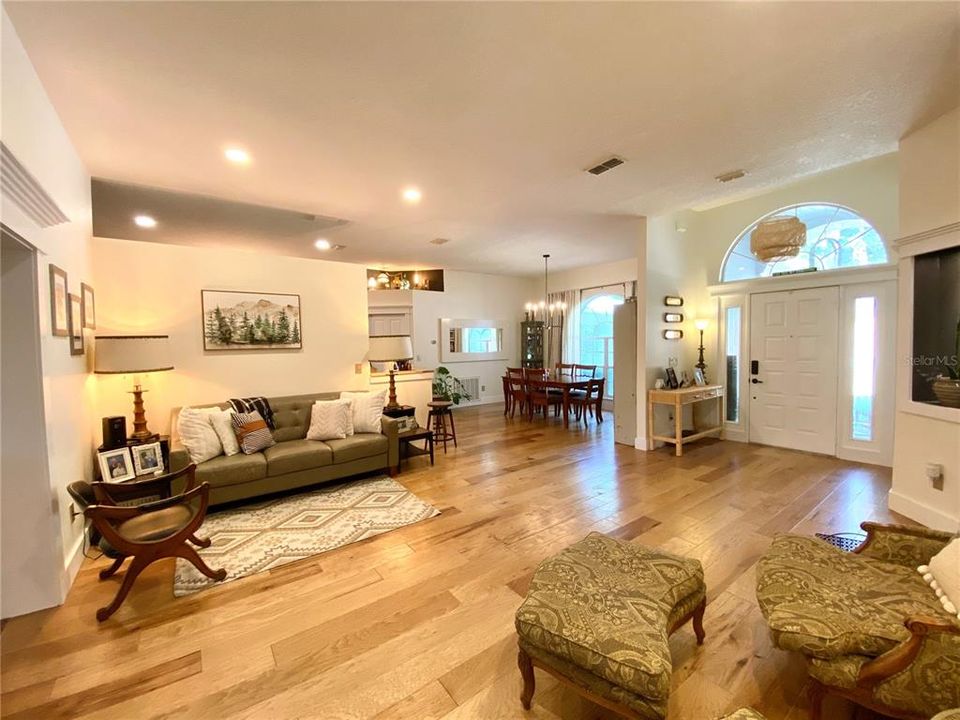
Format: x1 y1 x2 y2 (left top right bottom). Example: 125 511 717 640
756 522 960 720
169 392 400 506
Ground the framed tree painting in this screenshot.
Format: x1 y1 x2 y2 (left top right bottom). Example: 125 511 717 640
49 264 69 337
68 293 84 355
81 282 96 329
201 290 302 351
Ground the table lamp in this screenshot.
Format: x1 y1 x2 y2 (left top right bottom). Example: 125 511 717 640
94 335 174 441
368 335 414 411
694 319 708 379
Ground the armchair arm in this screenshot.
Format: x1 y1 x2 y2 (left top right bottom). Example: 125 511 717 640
858 616 960 689
380 415 400 468
854 521 956 567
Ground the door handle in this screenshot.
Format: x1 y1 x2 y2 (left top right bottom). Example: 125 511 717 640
751 378 763 384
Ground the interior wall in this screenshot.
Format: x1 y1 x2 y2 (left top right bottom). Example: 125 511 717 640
1 9 95 605
891 107 960 532
410 270 528 404
92 237 370 435
542 258 638 294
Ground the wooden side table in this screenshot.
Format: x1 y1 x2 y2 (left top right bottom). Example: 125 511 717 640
647 385 723 457
397 427 434 472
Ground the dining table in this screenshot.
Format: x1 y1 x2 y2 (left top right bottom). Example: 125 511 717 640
501 371 596 428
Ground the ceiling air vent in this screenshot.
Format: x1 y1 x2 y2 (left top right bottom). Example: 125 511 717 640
0 142 69 228
430 238 451 245
586 157 625 176
715 169 747 183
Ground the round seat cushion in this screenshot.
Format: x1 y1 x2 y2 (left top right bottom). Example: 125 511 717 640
515 532 705 704
117 505 194 543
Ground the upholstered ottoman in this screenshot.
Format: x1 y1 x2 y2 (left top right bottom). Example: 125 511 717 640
515 532 706 720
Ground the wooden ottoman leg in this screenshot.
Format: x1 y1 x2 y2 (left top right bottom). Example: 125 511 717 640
807 679 826 720
693 597 706 645
518 647 535 710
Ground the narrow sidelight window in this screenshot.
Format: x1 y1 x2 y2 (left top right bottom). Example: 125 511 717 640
851 296 876 441
725 306 741 423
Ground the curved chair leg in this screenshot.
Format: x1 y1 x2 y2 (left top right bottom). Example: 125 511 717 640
99 556 126 580
174 544 227 582
97 555 149 622
692 597 706 645
189 534 212 548
808 679 826 720
518 648 535 710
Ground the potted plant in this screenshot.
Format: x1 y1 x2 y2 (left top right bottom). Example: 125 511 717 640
432 366 472 405
932 315 960 408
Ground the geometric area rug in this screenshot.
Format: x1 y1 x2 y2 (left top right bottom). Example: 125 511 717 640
173 476 440 596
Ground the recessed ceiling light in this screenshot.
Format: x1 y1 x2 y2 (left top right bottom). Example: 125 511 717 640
314 238 331 250
224 147 251 165
134 215 157 228
402 187 422 204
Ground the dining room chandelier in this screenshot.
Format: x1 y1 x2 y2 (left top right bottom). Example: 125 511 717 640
750 215 807 262
524 254 566 322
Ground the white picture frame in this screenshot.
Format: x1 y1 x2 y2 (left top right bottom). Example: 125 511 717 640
98 447 135 483
131 442 164 476
693 368 706 386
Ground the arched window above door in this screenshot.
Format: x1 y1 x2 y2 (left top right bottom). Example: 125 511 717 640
720 203 888 282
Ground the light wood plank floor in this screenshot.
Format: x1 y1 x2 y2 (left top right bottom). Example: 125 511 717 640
1 404 908 720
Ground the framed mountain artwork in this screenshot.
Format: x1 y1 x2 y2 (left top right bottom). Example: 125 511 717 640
201 290 302 351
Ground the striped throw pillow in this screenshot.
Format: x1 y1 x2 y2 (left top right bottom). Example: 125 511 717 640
231 411 276 454
229 396 276 430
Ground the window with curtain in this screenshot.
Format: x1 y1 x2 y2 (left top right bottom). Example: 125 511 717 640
579 284 626 398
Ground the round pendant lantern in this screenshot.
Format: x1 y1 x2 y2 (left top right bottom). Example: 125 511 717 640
750 215 807 262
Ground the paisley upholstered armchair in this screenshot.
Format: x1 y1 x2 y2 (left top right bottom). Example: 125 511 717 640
756 522 959 720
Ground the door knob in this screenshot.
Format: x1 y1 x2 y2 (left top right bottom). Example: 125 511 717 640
751 378 763 384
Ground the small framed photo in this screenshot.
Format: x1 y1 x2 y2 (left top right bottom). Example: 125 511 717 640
664 296 684 307
131 442 164 476
662 329 683 340
68 293 84 356
98 447 135 482
663 312 684 323
665 367 679 390
693 368 706 386
49 264 69 337
81 283 96 329
396 416 419 433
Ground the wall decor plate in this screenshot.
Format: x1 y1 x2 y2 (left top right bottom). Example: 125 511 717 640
664 296 683 307
663 329 683 340
201 290 302 351
663 312 684 323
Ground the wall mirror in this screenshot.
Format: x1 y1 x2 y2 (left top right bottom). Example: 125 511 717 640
440 318 506 362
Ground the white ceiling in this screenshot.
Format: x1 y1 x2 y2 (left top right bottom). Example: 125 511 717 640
6 2 959 275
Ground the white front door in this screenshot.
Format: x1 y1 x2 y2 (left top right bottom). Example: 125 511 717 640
749 286 839 455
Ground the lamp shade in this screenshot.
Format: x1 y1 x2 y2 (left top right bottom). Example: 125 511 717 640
94 335 174 374
694 319 709 331
368 335 413 362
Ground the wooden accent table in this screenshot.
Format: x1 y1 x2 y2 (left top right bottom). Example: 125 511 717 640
397 427 434 472
647 385 723 456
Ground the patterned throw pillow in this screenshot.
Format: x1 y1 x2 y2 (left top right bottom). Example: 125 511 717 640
229 396 275 430
177 407 224 464
919 538 960 618
339 390 386 434
306 399 352 441
231 411 276 454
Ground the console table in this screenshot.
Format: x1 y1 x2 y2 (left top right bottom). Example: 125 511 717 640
647 385 723 456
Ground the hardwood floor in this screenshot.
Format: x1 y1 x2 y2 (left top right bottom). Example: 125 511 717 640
0 404 908 720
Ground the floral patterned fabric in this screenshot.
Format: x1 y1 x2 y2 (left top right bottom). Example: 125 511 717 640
756 535 950 659
515 532 705 709
718 710 769 720
857 522 954 568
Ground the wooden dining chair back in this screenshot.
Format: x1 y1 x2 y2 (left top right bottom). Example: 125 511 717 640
592 377 606 422
522 368 546 381
568 378 600 423
507 372 529 418
525 377 562 421
574 364 598 380
555 363 576 379
84 464 226 621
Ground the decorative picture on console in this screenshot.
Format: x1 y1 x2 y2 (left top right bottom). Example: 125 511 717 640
98 447 135 482
131 441 164 476
201 290 302 351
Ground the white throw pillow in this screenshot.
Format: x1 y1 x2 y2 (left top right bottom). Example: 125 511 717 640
307 399 352 441
919 538 960 618
177 407 224 464
207 409 241 456
340 390 386 434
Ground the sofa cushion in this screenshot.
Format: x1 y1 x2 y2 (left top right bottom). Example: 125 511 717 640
756 535 951 659
515 532 704 703
263 440 333 476
325 433 387 464
195 452 267 488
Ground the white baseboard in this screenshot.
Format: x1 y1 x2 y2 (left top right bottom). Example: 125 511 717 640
60 529 86 601
888 490 960 533
634 436 649 451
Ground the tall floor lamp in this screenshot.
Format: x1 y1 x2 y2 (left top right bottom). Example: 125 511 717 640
95 335 174 441
368 335 414 411
694 319 708 381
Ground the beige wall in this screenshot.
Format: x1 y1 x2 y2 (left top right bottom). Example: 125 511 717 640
543 258 638 294
92 238 370 435
891 107 960 532
1 10 95 612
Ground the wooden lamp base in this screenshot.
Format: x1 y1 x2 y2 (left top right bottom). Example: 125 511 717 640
385 370 401 411
128 384 158 442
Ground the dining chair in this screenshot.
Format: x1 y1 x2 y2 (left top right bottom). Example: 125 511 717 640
83 464 226 621
592 377 606 422
507 372 529 418
574 364 598 380
505 367 524 415
569 379 602 424
555 363 576 379
526 377 563 421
